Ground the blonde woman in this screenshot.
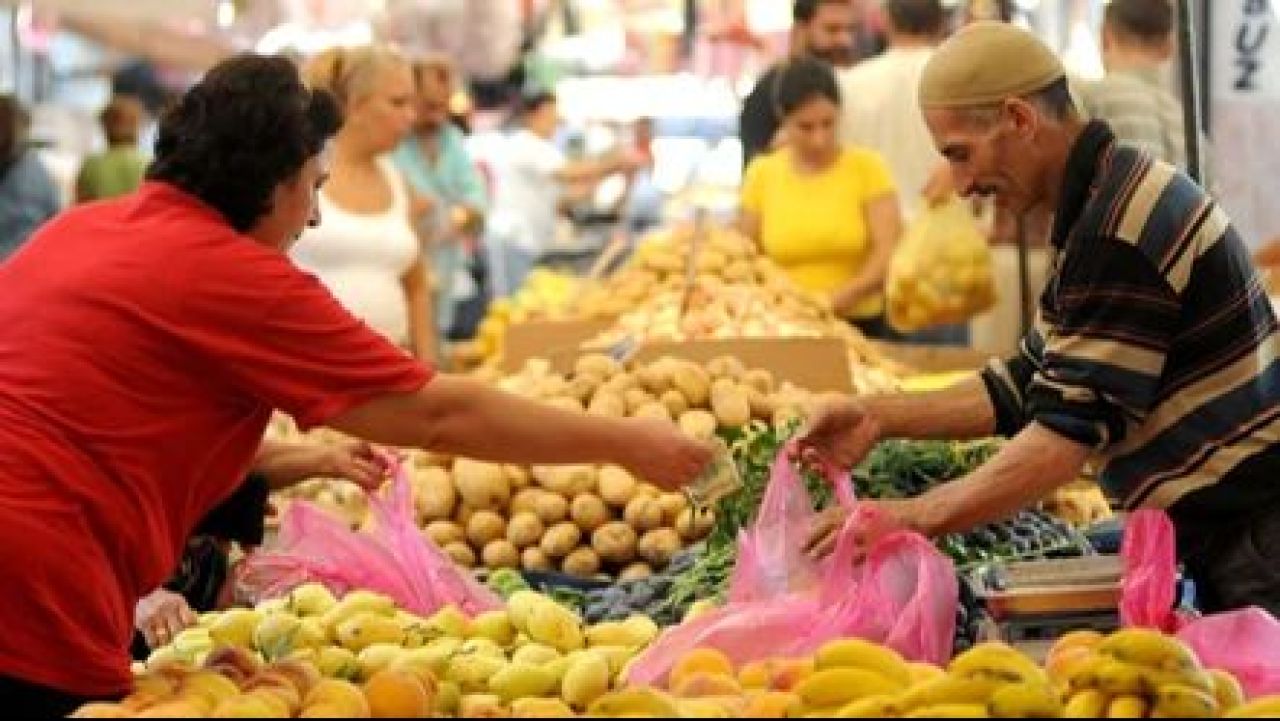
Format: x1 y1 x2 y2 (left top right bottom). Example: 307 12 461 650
292 45 438 361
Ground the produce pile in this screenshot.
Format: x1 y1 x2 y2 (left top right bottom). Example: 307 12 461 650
273 354 812 580
72 587 1279 718
471 269 580 360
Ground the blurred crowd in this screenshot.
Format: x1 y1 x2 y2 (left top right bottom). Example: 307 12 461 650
3 0 1273 362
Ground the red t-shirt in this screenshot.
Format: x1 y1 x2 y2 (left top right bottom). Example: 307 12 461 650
0 182 432 695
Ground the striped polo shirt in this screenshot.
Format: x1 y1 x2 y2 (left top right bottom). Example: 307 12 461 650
981 120 1280 519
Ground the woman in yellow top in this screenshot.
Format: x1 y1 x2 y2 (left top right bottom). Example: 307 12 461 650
739 56 903 334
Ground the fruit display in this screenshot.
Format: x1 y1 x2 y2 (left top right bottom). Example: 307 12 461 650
472 269 581 360
75 586 662 718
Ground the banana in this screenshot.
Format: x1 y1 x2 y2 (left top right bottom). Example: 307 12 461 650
903 703 992 718
586 687 681 717
1225 695 1280 718
1154 683 1220 718
1106 694 1149 718
1095 659 1153 697
1099 629 1201 673
815 639 912 686
895 674 1008 712
1210 669 1246 713
835 694 901 718
794 667 906 709
1063 689 1109 718
908 662 947 686
950 643 1048 684
674 697 739 718
1065 653 1111 692
987 680 1063 718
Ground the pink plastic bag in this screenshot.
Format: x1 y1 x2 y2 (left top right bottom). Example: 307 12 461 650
1120 509 1280 697
625 450 956 685
241 454 501 617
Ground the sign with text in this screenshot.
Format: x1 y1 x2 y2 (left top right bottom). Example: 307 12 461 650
1212 0 1279 101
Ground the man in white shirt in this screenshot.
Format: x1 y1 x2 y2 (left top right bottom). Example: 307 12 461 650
838 0 947 221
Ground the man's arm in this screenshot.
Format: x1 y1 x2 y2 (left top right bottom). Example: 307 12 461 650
863 376 999 441
327 375 710 489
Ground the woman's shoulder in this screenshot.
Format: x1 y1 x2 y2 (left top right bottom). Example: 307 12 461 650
837 145 890 169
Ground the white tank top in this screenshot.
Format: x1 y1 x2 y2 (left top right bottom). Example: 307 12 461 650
291 158 420 346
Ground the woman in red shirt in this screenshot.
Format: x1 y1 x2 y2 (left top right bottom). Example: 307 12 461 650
0 54 711 714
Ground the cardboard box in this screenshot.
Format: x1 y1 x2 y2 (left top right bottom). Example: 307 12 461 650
500 319 613 373
875 342 996 374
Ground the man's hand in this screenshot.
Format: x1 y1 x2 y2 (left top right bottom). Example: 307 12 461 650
136 588 196 650
792 396 882 473
803 499 920 561
619 418 716 491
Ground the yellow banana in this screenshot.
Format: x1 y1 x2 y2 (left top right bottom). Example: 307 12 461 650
815 639 912 686
835 694 901 718
1224 695 1280 718
950 643 1047 684
1154 683 1220 718
1106 695 1149 718
794 667 906 708
895 674 1007 712
987 680 1064 718
1210 669 1247 713
1063 689 1110 718
1095 659 1153 697
1099 629 1201 673
903 703 992 718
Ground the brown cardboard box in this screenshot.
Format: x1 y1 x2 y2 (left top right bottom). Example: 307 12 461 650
500 319 613 373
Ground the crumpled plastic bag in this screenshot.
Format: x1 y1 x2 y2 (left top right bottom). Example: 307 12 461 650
886 198 996 332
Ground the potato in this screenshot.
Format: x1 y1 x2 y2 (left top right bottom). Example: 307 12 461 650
566 375 602 404
455 503 477 528
675 507 715 541
659 389 689 419
600 372 639 396
706 356 747 384
444 541 477 568
575 353 622 379
678 410 718 441
425 520 465 547
504 465 532 491
481 540 520 570
638 529 682 567
467 510 507 548
510 488 543 515
656 492 689 527
632 402 673 422
745 387 776 420
710 377 737 396
570 493 611 532
743 368 776 394
587 392 626 418
624 387 655 416
540 522 582 559
413 467 457 522
618 562 653 582
521 547 554 572
533 465 593 495
452 459 511 511
773 405 803 428
710 383 752 428
636 363 672 395
507 512 545 549
670 361 711 407
597 466 638 509
532 491 570 526
623 497 664 533
534 374 571 399
591 522 637 564
562 548 601 577
565 465 598 495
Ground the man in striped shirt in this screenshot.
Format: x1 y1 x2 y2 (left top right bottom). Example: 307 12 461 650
799 22 1280 615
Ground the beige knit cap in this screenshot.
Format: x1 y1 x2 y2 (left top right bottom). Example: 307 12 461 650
919 21 1066 108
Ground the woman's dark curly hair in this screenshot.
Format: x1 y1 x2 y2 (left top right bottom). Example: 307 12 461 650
147 54 342 233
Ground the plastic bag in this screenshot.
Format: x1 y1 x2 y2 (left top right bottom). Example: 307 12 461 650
886 198 996 332
625 449 957 685
241 454 501 617
1120 509 1280 698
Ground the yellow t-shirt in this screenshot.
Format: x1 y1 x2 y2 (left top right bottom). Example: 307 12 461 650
741 146 896 318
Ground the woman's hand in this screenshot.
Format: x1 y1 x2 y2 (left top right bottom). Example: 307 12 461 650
618 418 716 491
135 588 197 650
255 439 388 491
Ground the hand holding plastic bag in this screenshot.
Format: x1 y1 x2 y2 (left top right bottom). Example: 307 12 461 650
886 198 996 332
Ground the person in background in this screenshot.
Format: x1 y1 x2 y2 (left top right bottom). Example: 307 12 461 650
0 54 710 714
738 57 903 336
134 438 383 654
1077 0 1185 167
0 95 60 260
76 95 150 203
739 0 855 169
293 45 437 362
488 91 637 296
839 0 948 221
394 55 489 343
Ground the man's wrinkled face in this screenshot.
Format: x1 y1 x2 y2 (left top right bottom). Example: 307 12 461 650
803 3 856 67
924 100 1047 215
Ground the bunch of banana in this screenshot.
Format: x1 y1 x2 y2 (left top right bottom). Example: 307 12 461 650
1056 628 1245 718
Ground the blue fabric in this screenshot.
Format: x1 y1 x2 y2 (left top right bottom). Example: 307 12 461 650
393 126 489 332
0 150 60 261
